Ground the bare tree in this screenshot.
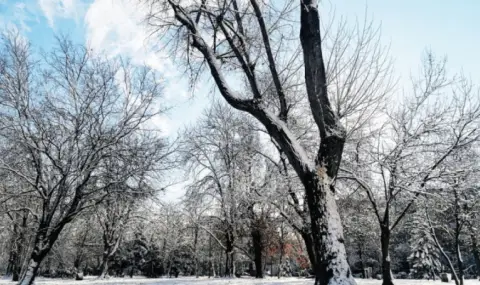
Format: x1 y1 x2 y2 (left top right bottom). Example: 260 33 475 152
0 32 168 285
181 102 261 277
96 189 137 279
424 147 480 285
339 52 480 285
143 1 394 283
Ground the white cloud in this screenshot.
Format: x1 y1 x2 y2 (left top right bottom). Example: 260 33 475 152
84 0 174 73
38 0 83 27
147 114 173 137
84 0 193 134
0 1 39 32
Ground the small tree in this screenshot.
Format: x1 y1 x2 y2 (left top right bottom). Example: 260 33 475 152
408 211 441 279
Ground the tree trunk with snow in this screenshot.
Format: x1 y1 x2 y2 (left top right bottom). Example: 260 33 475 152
304 174 354 285
99 253 110 279
18 234 52 285
380 226 394 285
455 245 464 285
18 220 68 285
455 234 464 285
20 259 41 285
98 234 121 279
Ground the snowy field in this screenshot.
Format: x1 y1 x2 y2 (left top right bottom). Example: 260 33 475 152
1 277 479 285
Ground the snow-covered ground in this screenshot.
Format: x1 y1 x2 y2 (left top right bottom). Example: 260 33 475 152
0 276 478 285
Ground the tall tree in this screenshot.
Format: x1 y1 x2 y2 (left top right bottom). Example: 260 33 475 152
144 1 391 283
0 32 169 285
181 102 261 277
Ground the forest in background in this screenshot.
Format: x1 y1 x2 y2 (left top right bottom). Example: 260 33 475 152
1 1 480 285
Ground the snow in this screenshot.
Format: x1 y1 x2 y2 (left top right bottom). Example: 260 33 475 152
1 277 479 285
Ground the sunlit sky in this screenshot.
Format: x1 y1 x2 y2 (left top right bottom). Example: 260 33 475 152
1 0 479 201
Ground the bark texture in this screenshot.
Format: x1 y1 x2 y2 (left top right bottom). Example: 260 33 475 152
252 226 263 278
18 223 64 285
380 227 394 285
301 231 317 270
224 232 235 277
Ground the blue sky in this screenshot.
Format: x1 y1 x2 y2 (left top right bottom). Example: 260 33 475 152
1 0 479 200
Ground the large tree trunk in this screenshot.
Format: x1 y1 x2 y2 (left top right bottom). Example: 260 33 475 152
7 224 21 281
98 231 121 278
99 253 109 279
12 232 25 282
299 2 355 281
19 259 41 285
304 179 355 285
252 226 263 278
18 224 59 285
6 222 18 277
18 239 50 285
225 232 235 277
208 236 215 278
380 226 394 285
9 211 28 282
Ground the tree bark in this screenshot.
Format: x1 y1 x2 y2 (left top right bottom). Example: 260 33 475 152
18 238 50 285
99 229 122 278
19 259 41 285
8 211 28 282
380 226 394 285
225 232 235 277
193 225 199 278
99 253 110 279
299 2 355 278
305 182 354 285
300 231 317 270
18 223 61 285
252 226 263 278
7 223 21 281
455 235 464 285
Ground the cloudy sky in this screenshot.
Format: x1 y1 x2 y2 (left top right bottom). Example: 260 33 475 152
1 0 479 200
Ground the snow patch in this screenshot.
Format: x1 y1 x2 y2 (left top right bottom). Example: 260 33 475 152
2 276 478 285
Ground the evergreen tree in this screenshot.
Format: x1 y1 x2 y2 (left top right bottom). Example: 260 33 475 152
408 211 441 278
